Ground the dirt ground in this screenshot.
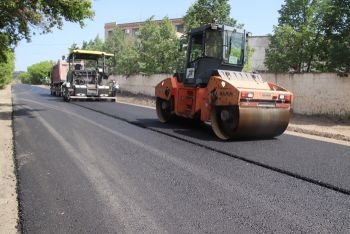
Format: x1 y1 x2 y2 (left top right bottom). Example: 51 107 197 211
117 92 350 143
288 114 350 142
117 92 156 108
0 85 18 233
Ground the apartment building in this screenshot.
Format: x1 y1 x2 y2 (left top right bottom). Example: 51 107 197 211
104 18 184 39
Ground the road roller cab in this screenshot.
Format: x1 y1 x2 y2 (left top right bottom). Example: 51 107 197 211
155 23 293 140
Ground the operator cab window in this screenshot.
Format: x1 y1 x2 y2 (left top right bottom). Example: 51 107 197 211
189 34 204 63
185 29 224 86
189 30 223 63
205 30 223 59
224 31 244 65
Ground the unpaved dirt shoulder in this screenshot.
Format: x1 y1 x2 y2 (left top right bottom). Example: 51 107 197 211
117 93 156 108
0 85 19 233
288 114 350 142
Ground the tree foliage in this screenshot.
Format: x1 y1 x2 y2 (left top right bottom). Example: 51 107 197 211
266 25 319 73
20 61 54 84
138 17 180 75
0 0 94 61
18 72 31 84
78 17 180 77
82 35 104 51
321 0 350 72
183 0 238 33
266 0 323 73
0 49 14 89
68 42 79 53
103 29 140 76
266 0 350 73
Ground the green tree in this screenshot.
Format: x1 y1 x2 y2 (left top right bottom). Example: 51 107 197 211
266 25 308 73
0 49 15 89
265 0 323 73
19 72 31 84
82 35 104 51
21 61 54 84
138 18 162 74
115 37 140 76
13 71 25 82
0 0 94 61
266 0 350 73
321 0 350 72
183 0 238 33
138 17 180 75
158 18 181 73
68 42 79 53
103 29 140 76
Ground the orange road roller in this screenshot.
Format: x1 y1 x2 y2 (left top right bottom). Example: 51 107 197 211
155 24 293 140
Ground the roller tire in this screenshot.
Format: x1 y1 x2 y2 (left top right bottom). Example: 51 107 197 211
211 106 239 140
63 90 70 102
156 97 173 123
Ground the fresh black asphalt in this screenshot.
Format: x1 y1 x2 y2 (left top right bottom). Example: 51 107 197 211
75 95 350 194
13 84 350 233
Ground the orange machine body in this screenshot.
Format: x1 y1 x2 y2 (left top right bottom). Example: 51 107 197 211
155 71 293 123
155 23 293 140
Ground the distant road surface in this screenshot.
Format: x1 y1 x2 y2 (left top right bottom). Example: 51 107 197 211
13 84 350 233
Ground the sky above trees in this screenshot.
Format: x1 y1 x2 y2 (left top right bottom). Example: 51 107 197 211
15 0 285 71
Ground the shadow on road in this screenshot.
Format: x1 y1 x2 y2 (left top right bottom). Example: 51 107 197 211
127 117 219 141
13 104 46 119
37 92 53 98
134 117 279 143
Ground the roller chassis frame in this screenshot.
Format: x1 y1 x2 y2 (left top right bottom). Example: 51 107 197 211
155 72 292 140
155 24 293 140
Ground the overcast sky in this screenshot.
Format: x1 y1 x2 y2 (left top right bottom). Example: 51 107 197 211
15 0 285 71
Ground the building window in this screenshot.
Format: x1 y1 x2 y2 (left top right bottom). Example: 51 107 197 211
108 30 113 37
123 29 131 35
176 24 184 33
132 28 139 37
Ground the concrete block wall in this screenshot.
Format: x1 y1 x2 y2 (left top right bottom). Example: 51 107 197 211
112 74 170 96
112 73 350 117
262 73 350 117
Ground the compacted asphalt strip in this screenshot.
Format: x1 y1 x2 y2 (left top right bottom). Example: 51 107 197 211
12 84 350 233
74 95 350 194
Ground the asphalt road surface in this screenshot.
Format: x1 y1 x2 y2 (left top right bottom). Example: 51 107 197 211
13 84 350 233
